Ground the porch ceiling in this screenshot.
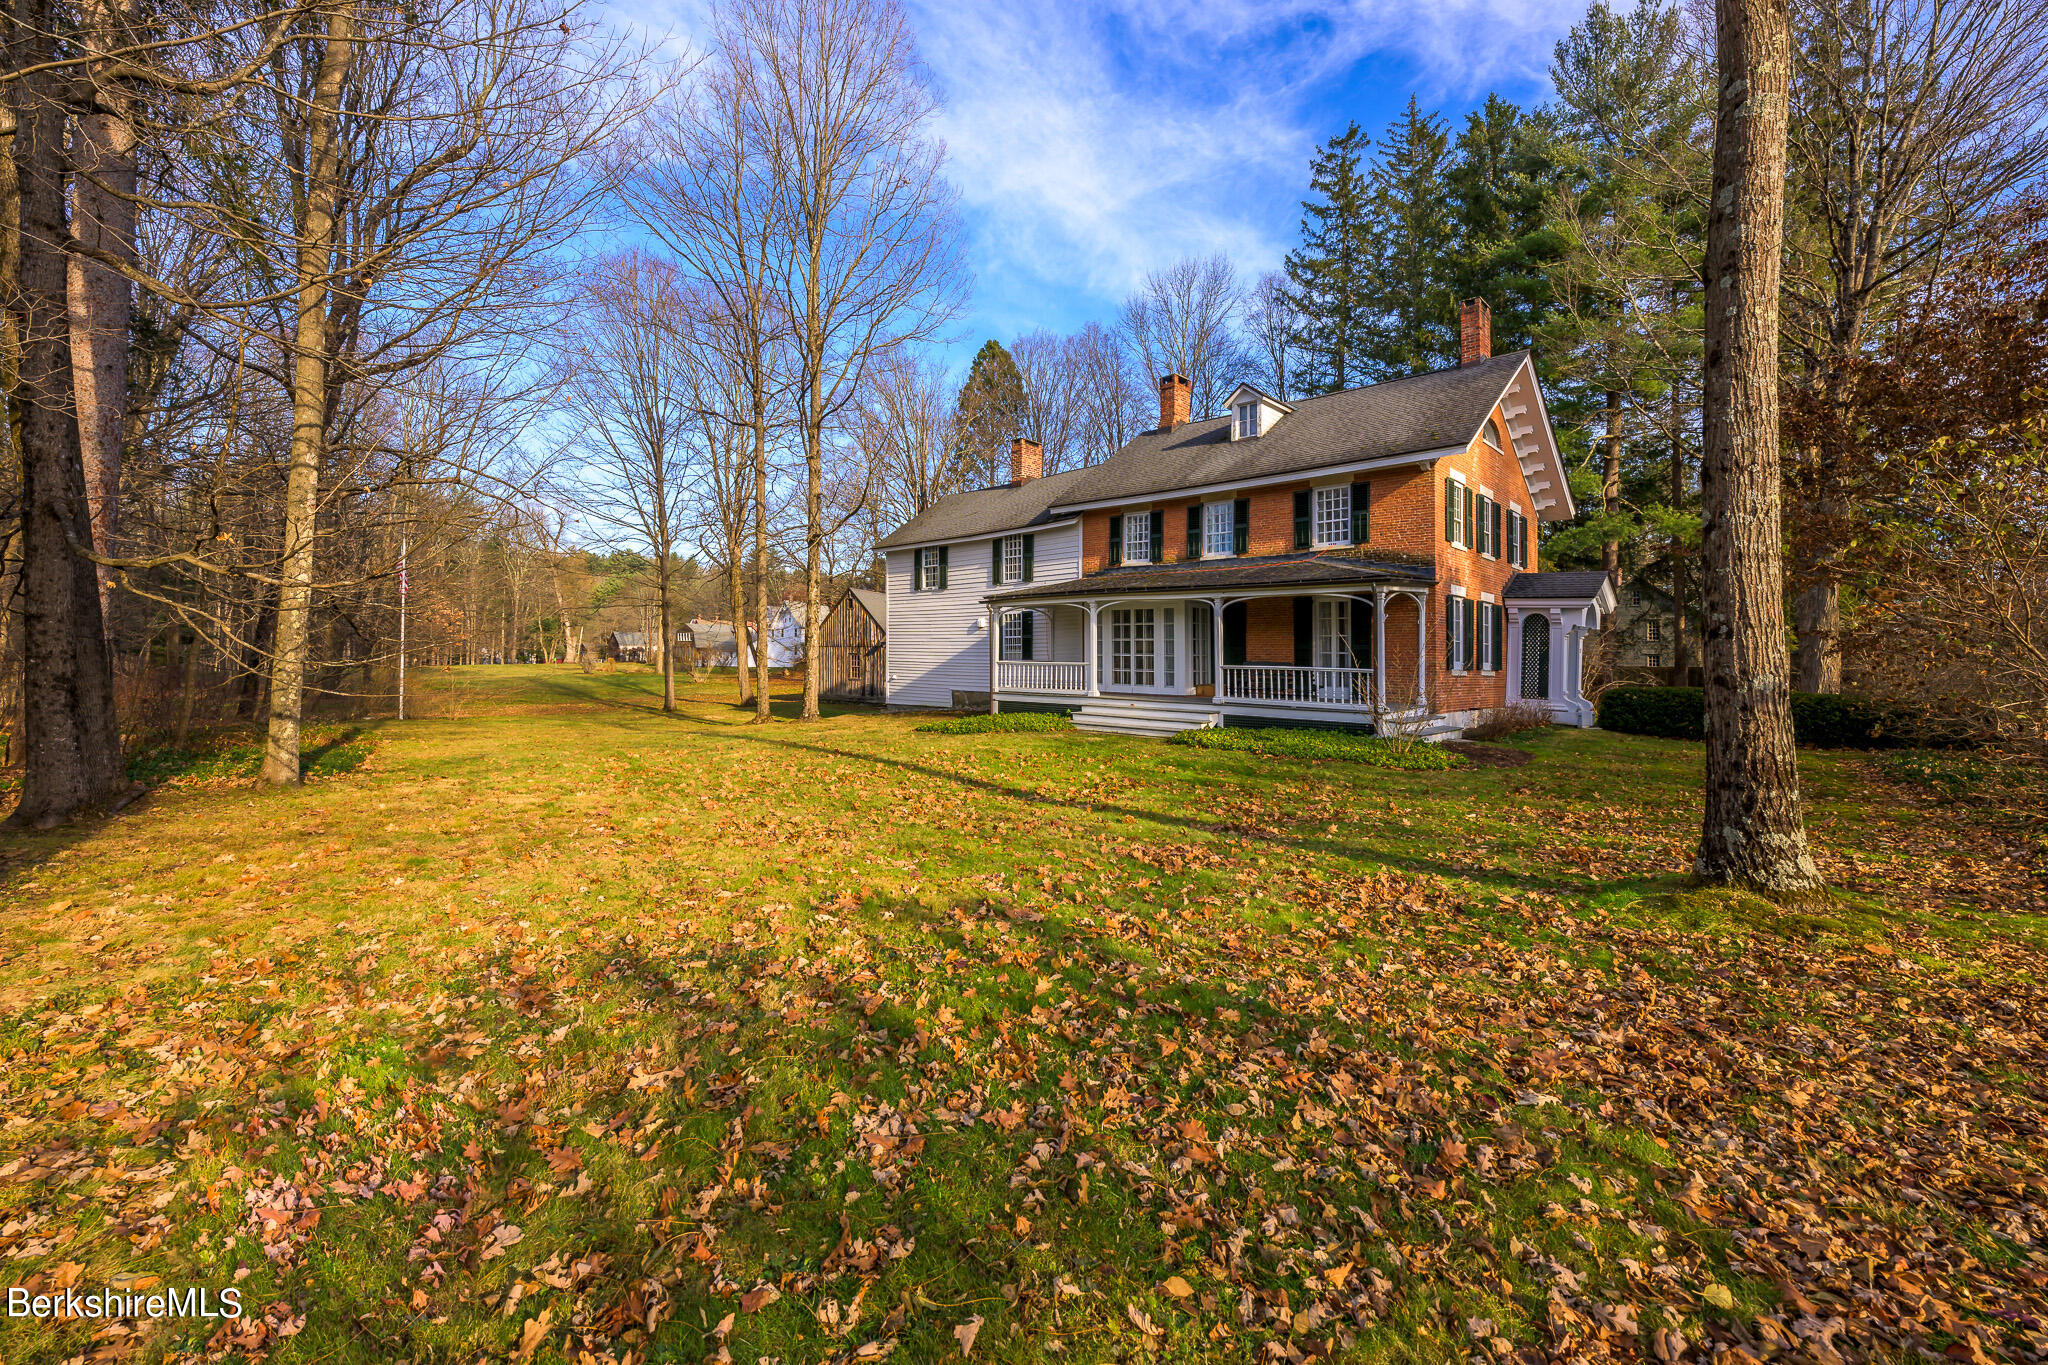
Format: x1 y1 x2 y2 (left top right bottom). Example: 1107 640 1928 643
982 552 1434 604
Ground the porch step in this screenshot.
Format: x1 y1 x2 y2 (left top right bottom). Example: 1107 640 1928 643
1072 699 1222 737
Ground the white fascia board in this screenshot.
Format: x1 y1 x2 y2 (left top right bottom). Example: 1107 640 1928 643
878 517 1078 555
1491 356 1576 522
1046 448 1465 515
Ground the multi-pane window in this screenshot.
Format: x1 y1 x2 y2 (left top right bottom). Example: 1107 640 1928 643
1448 597 1466 670
1001 535 1025 584
1444 479 1468 547
1000 611 1032 661
1478 602 1495 671
1648 618 1661 643
1109 608 1156 687
912 545 948 591
1315 598 1352 668
1122 514 1151 565
1235 403 1259 439
1313 485 1351 546
1203 501 1234 556
1162 609 1175 687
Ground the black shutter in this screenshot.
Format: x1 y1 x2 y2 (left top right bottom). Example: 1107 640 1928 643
1464 485 1476 550
1465 598 1477 669
1351 598 1373 668
1445 480 1459 542
1186 505 1201 559
1351 482 1370 545
1446 597 1458 669
1223 602 1246 666
1491 499 1503 558
1292 596 1312 666
1021 612 1035 660
1022 534 1034 581
1233 499 1250 555
912 548 922 591
1492 602 1505 671
1293 490 1312 548
1108 515 1123 568
937 545 949 590
991 538 1003 585
1149 509 1164 563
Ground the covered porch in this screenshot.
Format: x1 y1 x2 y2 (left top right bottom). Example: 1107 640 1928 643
982 557 1436 733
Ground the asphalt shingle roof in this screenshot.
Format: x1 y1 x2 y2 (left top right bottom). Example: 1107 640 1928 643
984 551 1435 601
1504 571 1612 600
873 466 1094 550
1047 352 1531 509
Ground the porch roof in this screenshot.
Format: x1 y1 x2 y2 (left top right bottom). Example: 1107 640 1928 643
982 551 1435 603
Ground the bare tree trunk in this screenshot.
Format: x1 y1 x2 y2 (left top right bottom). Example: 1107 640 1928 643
1670 315 1692 687
262 7 354 785
1792 581 1840 692
1695 0 1823 902
173 626 201 745
751 423 770 721
728 560 748 704
4 18 126 825
658 557 675 711
1602 384 1621 585
802 370 822 720
67 0 137 637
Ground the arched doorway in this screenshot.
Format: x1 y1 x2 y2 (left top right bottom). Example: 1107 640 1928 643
1520 615 1550 700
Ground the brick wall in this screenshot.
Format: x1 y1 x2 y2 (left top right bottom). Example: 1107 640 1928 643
1428 413 1531 713
1243 598 1294 665
1077 468 1443 572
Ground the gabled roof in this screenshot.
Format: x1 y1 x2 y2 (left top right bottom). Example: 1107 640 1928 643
848 587 886 623
1045 352 1573 520
1222 382 1293 413
873 465 1092 550
1504 571 1616 608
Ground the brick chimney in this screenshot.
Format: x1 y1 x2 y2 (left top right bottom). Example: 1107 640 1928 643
1157 374 1191 431
1459 298 1492 367
1009 436 1043 483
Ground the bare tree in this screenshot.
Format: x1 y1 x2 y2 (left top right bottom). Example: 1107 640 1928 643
738 0 965 721
1117 254 1248 422
1070 320 1143 463
858 349 959 534
1695 0 1825 900
1782 0 2048 692
1010 329 1085 473
1242 270 1300 401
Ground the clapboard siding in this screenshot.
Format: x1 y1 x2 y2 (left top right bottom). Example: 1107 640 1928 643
885 525 1081 707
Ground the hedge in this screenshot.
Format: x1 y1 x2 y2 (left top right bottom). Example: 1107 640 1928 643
1169 726 1463 770
1596 686 1906 748
915 712 1072 735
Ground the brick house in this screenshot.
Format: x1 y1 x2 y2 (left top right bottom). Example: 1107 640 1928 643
875 301 1613 735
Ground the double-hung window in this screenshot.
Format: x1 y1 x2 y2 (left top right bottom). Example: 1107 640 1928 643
1203 501 1234 557
1001 610 1033 661
1447 595 1467 670
1444 478 1468 548
1122 513 1152 565
1312 486 1351 547
1235 402 1259 439
913 545 948 591
995 533 1033 585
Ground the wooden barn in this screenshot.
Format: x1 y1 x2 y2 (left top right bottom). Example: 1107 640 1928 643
817 588 885 702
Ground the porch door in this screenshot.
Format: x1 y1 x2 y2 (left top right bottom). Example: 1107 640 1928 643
1189 603 1214 686
1314 598 1352 668
1109 608 1157 688
1520 615 1550 700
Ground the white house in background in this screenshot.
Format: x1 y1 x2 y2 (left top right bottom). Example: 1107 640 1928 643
875 439 1090 708
742 602 806 670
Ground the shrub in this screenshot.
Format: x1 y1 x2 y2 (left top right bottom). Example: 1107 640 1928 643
1169 725 1463 770
1878 750 1992 795
915 711 1072 735
1597 686 1909 748
1464 702 1552 742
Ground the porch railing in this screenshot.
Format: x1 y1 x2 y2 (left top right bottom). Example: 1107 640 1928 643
997 660 1087 694
1220 664 1375 708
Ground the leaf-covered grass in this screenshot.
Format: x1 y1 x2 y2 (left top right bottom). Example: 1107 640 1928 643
125 725 374 787
1169 723 1464 769
915 711 1073 735
0 665 2044 1365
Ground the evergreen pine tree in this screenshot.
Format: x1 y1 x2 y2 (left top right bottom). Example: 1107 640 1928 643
953 339 1026 487
1445 95 1568 355
1359 97 1456 377
1282 123 1372 395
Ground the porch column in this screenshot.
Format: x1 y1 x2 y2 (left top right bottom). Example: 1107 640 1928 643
988 604 999 714
1505 609 1521 701
1084 602 1101 697
1549 609 1567 711
1415 591 1427 713
1373 587 1387 709
1211 597 1226 699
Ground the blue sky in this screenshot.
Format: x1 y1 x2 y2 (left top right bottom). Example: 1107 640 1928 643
609 0 1596 363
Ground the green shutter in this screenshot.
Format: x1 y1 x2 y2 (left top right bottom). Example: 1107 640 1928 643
1464 485 1476 550
1292 596 1311 666
1465 598 1477 669
1491 499 1503 558
937 545 949 590
1445 480 1458 542
914 548 925 591
1492 602 1505 671
1351 482 1370 544
1108 515 1122 567
991 538 1003 585
1350 598 1373 668
1445 597 1457 668
1186 505 1201 559
1293 490 1312 548
1022 534 1034 582
1233 499 1249 555
1021 611 1034 660
1149 509 1164 563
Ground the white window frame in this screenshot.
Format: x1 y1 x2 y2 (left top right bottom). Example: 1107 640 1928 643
1315 598 1352 668
1446 476 1468 549
1109 608 1157 688
1449 591 1467 672
1479 601 1495 672
1235 403 1258 440
1001 535 1025 584
1312 485 1351 547
1122 513 1152 565
1202 500 1234 557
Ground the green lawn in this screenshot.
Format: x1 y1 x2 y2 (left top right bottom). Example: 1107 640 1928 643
2 665 2044 1364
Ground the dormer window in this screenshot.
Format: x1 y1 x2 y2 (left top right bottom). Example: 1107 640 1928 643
1235 402 1259 440
1223 383 1292 441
